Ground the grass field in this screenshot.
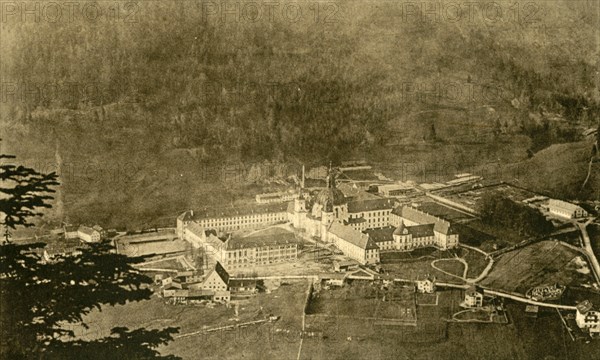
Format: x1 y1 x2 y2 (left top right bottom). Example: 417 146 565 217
306 283 416 321
463 249 490 279
381 258 466 284
302 289 524 360
69 279 600 360
453 308 492 322
507 301 600 360
480 241 594 295
380 247 437 262
381 247 488 283
74 281 309 359
432 259 465 278
303 292 600 360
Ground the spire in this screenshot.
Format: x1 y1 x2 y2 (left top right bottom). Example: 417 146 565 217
326 163 337 189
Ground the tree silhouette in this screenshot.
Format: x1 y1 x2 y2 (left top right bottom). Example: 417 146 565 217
477 193 553 237
0 150 180 359
0 153 59 243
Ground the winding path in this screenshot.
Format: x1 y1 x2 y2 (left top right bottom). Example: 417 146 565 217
431 258 468 281
467 257 494 284
430 247 494 284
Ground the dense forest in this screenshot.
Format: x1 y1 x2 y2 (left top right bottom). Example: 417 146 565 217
477 193 554 237
1 0 598 227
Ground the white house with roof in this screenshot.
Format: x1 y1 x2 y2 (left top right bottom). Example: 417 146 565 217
182 221 208 248
576 300 600 336
416 277 435 293
390 206 458 250
547 199 588 219
256 191 299 204
326 222 380 265
63 225 79 239
187 262 231 302
378 182 418 198
176 203 288 234
463 286 484 308
77 225 101 243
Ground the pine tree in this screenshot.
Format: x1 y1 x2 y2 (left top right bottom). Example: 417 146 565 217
0 153 59 243
0 150 180 359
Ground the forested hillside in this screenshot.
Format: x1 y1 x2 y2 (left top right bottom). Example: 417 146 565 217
1 0 598 227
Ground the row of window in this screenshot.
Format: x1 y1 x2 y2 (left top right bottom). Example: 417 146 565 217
226 257 297 267
348 210 391 220
198 213 286 225
227 246 297 258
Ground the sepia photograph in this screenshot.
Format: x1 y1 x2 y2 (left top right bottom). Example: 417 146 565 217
0 0 599 359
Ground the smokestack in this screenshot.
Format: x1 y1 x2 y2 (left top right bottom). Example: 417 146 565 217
302 164 305 189
190 210 194 217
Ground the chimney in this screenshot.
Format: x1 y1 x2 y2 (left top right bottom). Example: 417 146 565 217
190 210 194 217
302 164 305 189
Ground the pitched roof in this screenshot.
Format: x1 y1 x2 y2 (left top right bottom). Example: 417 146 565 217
179 203 288 221
328 222 379 250
347 268 377 280
548 199 585 213
577 300 594 313
466 285 483 296
213 261 230 284
400 206 455 235
64 225 78 232
363 226 395 243
227 230 299 249
391 206 403 216
36 237 84 257
406 224 435 238
186 222 205 237
347 198 395 213
378 183 417 194
204 229 228 242
77 225 98 236
334 259 360 267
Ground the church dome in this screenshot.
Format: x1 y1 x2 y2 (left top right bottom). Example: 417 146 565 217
314 187 346 211
313 165 346 212
393 221 405 235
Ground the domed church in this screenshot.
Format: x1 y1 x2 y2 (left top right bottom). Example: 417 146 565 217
287 164 395 265
311 167 348 222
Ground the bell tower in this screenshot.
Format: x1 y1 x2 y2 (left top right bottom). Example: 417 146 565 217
321 204 334 242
